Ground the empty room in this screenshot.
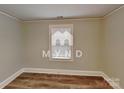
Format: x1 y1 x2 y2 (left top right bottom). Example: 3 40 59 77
0 4 124 90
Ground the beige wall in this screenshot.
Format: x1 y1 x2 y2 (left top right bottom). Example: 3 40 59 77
0 13 23 82
1 6 124 88
103 6 124 88
23 19 102 71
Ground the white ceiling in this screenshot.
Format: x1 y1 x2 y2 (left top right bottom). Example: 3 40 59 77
0 4 122 21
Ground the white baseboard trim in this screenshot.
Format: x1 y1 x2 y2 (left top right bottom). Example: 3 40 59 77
23 68 103 76
100 72 121 89
0 69 24 89
0 68 121 89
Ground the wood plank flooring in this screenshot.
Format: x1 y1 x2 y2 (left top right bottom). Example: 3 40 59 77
4 73 113 89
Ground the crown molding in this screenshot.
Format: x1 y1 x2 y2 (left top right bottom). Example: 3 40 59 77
104 5 124 18
0 10 22 22
23 18 103 22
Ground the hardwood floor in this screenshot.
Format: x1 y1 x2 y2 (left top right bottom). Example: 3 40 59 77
4 73 113 89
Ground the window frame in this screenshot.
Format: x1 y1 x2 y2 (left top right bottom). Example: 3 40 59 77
49 24 73 61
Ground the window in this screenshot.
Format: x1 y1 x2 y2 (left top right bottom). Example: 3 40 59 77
49 24 73 61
